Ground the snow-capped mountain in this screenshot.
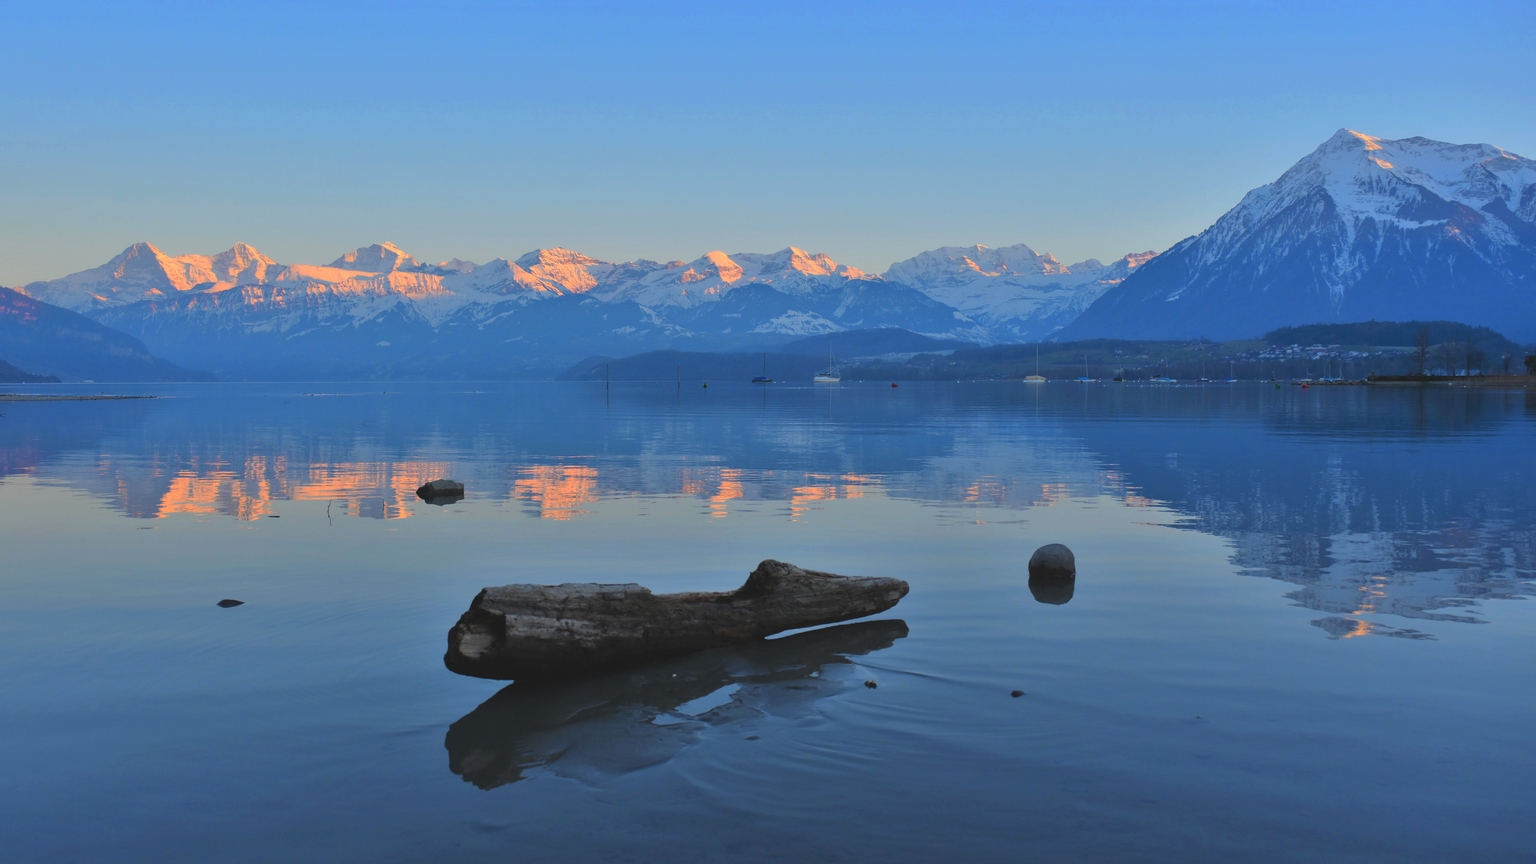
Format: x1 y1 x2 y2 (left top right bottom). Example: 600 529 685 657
594 247 869 306
1062 130 1536 340
449 246 873 307
883 244 1156 340
23 242 279 310
329 241 419 272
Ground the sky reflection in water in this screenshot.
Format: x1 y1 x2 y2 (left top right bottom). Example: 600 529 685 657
2 381 1533 862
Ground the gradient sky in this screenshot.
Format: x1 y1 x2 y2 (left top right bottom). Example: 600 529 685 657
3 0 1532 285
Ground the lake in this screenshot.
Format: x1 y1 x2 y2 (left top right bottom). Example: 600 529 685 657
3 381 1533 863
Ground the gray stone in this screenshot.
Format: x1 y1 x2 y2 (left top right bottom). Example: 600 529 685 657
1028 543 1075 580
416 479 465 504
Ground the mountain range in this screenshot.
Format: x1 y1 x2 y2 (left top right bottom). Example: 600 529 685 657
6 129 1533 380
16 238 1149 379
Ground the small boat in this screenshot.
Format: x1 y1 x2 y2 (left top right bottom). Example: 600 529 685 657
752 353 773 384
1223 378 1238 383
813 343 840 383
1151 376 1177 384
1075 376 1096 383
1024 344 1046 382
1197 377 1211 383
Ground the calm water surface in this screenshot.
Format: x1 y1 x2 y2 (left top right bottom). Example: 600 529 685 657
2 382 1534 862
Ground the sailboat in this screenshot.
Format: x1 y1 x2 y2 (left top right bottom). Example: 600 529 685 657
752 353 773 384
1024 344 1046 382
813 343 840 383
1075 353 1096 382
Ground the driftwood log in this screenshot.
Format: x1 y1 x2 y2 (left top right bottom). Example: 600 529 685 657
445 559 909 680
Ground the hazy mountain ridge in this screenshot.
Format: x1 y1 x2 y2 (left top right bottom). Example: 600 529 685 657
0 358 61 383
0 286 213 382
1063 130 1536 340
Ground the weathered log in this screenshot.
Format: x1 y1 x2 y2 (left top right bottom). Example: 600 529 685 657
444 559 909 680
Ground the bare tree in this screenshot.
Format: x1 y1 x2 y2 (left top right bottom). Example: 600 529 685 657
1502 353 1512 376
1414 328 1431 376
1433 341 1459 376
1464 330 1480 376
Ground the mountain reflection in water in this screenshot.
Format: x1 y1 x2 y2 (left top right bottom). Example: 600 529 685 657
0 382 1531 639
445 619 908 789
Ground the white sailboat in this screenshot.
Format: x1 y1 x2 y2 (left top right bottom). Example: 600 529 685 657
1075 353 1096 382
813 343 840 383
1024 344 1046 382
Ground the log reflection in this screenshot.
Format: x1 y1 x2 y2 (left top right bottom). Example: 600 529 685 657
445 619 908 789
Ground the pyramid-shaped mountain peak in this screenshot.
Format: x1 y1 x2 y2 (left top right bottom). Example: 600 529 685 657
330 242 418 272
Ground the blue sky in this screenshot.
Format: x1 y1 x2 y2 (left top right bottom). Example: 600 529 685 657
3 0 1531 284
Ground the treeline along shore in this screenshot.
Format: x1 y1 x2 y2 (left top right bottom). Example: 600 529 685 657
563 321 1536 384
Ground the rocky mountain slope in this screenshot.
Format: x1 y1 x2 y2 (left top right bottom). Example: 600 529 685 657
1062 130 1536 340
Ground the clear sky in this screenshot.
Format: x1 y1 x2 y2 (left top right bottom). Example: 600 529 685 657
3 0 1532 285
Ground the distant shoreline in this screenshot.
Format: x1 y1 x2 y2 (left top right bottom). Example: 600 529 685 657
0 394 157 402
1370 375 1536 388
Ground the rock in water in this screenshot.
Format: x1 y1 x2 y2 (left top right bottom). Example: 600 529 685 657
445 559 910 681
1028 544 1075 580
416 479 465 505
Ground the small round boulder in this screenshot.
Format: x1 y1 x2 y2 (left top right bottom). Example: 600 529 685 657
1028 544 1075 580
